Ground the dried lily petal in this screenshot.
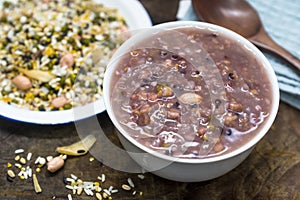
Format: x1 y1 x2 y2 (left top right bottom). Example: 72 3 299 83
179 93 202 104
16 67 55 82
91 47 103 64
56 135 96 156
83 2 117 13
33 174 42 193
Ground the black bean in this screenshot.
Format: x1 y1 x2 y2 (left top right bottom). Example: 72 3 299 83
160 50 168 58
211 33 218 37
228 72 238 80
190 104 198 109
228 73 235 80
7 175 14 182
161 97 167 101
171 54 179 60
178 60 187 68
191 70 201 78
215 99 222 109
63 176 68 184
173 102 181 109
225 128 232 136
151 73 159 80
140 84 150 89
142 79 150 83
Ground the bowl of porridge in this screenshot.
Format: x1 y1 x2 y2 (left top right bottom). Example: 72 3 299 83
103 21 279 182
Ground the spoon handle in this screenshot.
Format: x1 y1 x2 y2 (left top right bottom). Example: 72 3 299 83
249 27 300 73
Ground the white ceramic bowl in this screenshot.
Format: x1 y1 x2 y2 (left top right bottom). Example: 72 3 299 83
103 21 280 182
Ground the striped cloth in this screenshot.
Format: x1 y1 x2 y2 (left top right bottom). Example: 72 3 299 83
177 0 300 109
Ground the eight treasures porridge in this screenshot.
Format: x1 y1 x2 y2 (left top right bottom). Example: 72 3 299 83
110 27 273 158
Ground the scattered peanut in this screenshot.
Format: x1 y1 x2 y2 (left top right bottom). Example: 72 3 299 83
47 156 65 173
59 53 75 68
51 96 68 108
12 75 32 91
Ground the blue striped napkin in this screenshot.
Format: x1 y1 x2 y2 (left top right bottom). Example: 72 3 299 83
177 0 300 110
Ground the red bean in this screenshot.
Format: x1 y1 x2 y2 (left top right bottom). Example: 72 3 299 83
197 126 207 137
136 113 150 126
228 102 243 112
224 113 238 126
166 108 181 121
59 53 74 68
139 104 151 114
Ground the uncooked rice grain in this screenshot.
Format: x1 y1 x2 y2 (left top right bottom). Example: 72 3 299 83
127 178 135 188
27 153 32 161
14 149 24 154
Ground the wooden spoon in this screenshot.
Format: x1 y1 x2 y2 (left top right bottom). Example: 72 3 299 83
192 0 300 72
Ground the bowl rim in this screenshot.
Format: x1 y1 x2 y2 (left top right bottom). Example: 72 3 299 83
103 21 280 164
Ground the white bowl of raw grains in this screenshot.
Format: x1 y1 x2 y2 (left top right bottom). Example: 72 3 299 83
103 21 279 182
0 0 151 124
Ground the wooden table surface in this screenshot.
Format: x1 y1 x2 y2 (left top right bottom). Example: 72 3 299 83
1 1 300 199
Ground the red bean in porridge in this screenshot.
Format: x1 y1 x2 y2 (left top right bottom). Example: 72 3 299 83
110 27 273 158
